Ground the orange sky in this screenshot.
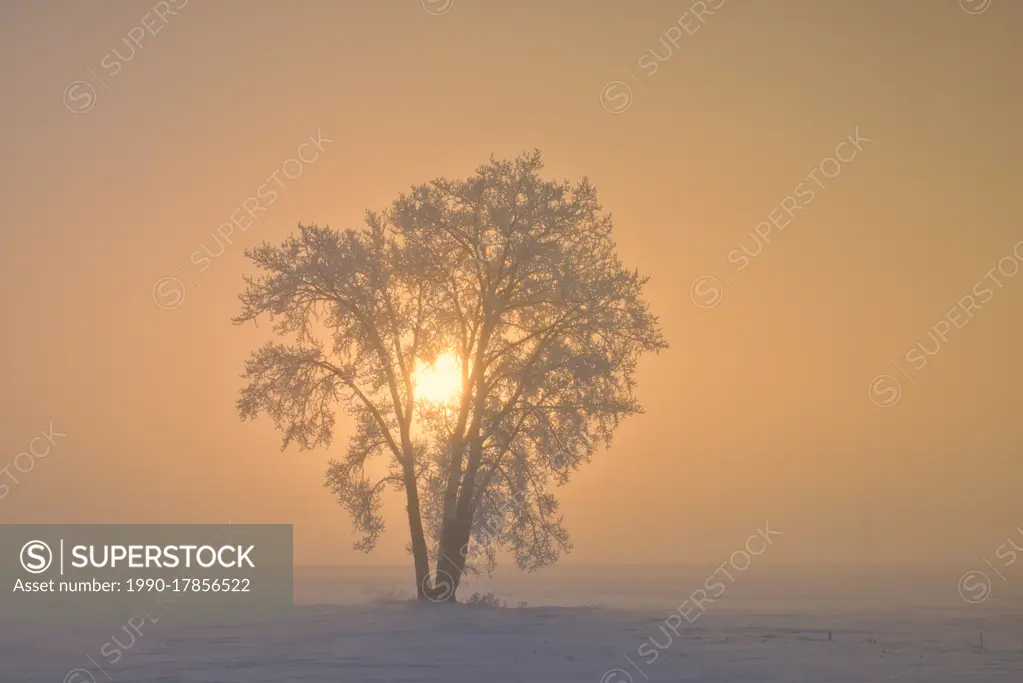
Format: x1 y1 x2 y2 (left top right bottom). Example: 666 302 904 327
0 0 1020 567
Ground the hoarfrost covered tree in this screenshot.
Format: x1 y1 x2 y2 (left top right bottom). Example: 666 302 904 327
235 151 666 601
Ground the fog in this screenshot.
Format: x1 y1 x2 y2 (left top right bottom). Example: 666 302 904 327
1 0 1020 573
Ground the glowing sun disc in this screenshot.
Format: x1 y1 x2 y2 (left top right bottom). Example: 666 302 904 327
413 352 462 404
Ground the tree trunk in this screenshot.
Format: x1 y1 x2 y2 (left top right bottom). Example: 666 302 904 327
430 431 470 602
401 459 431 600
432 433 485 601
443 482 477 592
433 518 467 602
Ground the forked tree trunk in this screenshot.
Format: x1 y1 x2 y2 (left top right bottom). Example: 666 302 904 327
431 434 485 601
440 487 477 596
431 435 466 602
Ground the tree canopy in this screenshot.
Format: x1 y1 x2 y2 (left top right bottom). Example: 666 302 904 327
235 151 667 600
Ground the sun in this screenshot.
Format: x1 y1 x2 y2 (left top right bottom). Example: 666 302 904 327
412 352 463 405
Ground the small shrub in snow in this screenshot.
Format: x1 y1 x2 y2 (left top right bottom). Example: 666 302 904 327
463 592 507 608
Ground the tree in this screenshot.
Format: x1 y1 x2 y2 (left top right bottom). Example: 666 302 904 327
235 151 666 601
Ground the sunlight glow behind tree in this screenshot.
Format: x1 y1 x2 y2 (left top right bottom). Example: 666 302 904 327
412 352 462 406
234 151 667 601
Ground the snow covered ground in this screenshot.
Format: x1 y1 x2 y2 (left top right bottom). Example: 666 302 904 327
2 565 1021 682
